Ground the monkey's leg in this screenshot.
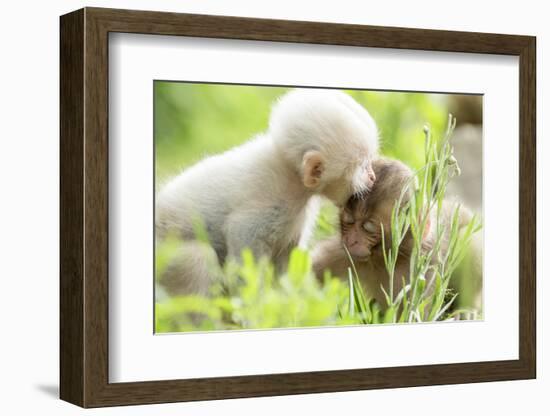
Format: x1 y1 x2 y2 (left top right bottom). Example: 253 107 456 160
159 240 223 297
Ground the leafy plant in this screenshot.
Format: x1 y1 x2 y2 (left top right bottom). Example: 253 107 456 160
344 115 482 324
155 248 357 332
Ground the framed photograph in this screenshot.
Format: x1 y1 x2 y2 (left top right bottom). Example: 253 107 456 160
60 7 536 408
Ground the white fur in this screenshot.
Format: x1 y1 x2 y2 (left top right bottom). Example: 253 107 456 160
156 89 379 272
269 89 379 194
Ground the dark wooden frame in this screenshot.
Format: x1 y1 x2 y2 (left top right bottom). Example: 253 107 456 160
60 7 536 408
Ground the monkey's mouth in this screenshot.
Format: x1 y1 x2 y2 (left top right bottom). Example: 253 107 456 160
348 249 372 263
352 244 381 263
343 239 380 263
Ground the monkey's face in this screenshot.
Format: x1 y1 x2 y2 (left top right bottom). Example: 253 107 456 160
340 198 394 261
339 158 415 261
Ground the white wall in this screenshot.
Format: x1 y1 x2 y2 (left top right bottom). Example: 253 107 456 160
0 0 545 414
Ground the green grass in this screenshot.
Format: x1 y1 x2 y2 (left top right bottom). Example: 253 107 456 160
155 248 353 332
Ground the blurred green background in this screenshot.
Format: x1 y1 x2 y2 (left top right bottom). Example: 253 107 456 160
154 82 472 185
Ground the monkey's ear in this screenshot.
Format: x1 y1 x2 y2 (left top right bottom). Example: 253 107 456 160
302 150 325 188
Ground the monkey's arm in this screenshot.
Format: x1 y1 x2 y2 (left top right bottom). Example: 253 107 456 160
438 201 483 313
311 237 352 281
448 229 483 312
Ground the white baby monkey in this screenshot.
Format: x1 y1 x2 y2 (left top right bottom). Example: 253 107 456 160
156 89 379 295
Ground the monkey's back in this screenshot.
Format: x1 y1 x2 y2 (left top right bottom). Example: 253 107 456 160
155 133 314 264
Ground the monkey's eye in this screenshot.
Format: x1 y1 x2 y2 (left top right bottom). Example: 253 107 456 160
363 221 378 233
342 212 355 224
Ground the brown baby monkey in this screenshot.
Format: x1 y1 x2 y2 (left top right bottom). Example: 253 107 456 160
312 158 482 315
